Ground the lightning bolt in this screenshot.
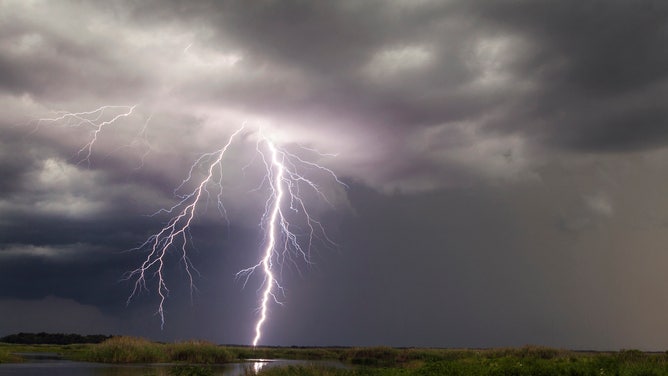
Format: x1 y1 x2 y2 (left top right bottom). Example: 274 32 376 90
124 126 245 328
252 139 283 347
33 103 344 345
35 105 136 166
30 101 346 344
126 125 345 344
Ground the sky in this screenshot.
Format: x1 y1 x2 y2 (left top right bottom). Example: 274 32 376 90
2 0 668 350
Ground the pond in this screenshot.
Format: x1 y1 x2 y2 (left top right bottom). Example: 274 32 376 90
0 358 345 375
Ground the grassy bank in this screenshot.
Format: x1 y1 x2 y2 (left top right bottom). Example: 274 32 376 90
4 338 668 375
0 337 234 364
80 336 235 363
0 337 341 364
248 348 668 376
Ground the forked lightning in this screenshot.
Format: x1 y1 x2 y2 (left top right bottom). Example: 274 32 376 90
36 105 343 345
125 125 344 345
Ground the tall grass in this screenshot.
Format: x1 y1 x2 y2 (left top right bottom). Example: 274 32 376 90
169 340 233 363
339 347 402 366
83 337 233 364
6 338 668 376
85 336 163 363
244 347 668 376
168 364 215 376
244 356 668 376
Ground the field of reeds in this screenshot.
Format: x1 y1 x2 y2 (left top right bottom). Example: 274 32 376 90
3 337 668 375
77 336 235 363
244 347 668 375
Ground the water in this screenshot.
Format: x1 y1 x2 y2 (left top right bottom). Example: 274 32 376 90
0 359 345 375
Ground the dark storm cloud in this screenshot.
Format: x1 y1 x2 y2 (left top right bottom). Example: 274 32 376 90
0 14 150 102
477 1 668 92
0 131 38 195
2 0 668 159
114 0 668 155
470 0 668 151
162 0 483 126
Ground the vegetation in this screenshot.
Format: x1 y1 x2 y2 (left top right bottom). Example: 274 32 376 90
3 336 668 376
83 336 234 364
168 364 215 376
244 347 668 376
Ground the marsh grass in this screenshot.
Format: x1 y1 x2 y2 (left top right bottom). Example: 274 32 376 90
243 346 668 376
169 340 233 363
85 336 163 363
168 364 215 376
245 356 668 376
4 338 668 376
83 337 233 364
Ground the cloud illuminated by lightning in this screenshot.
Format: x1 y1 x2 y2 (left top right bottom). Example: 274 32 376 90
124 125 346 345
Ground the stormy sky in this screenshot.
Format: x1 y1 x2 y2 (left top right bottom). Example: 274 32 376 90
2 0 668 350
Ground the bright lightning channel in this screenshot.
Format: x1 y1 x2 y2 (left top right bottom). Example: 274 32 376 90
126 125 345 345
252 139 283 347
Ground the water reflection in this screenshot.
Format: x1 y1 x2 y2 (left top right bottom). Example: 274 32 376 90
253 361 265 374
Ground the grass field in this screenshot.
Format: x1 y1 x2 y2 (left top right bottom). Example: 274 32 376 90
3 338 668 375
247 347 668 376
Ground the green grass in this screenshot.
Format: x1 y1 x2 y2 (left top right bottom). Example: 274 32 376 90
4 338 668 376
0 337 235 364
83 336 165 363
243 347 668 376
81 337 234 364
244 356 668 376
0 339 347 364
168 364 215 376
